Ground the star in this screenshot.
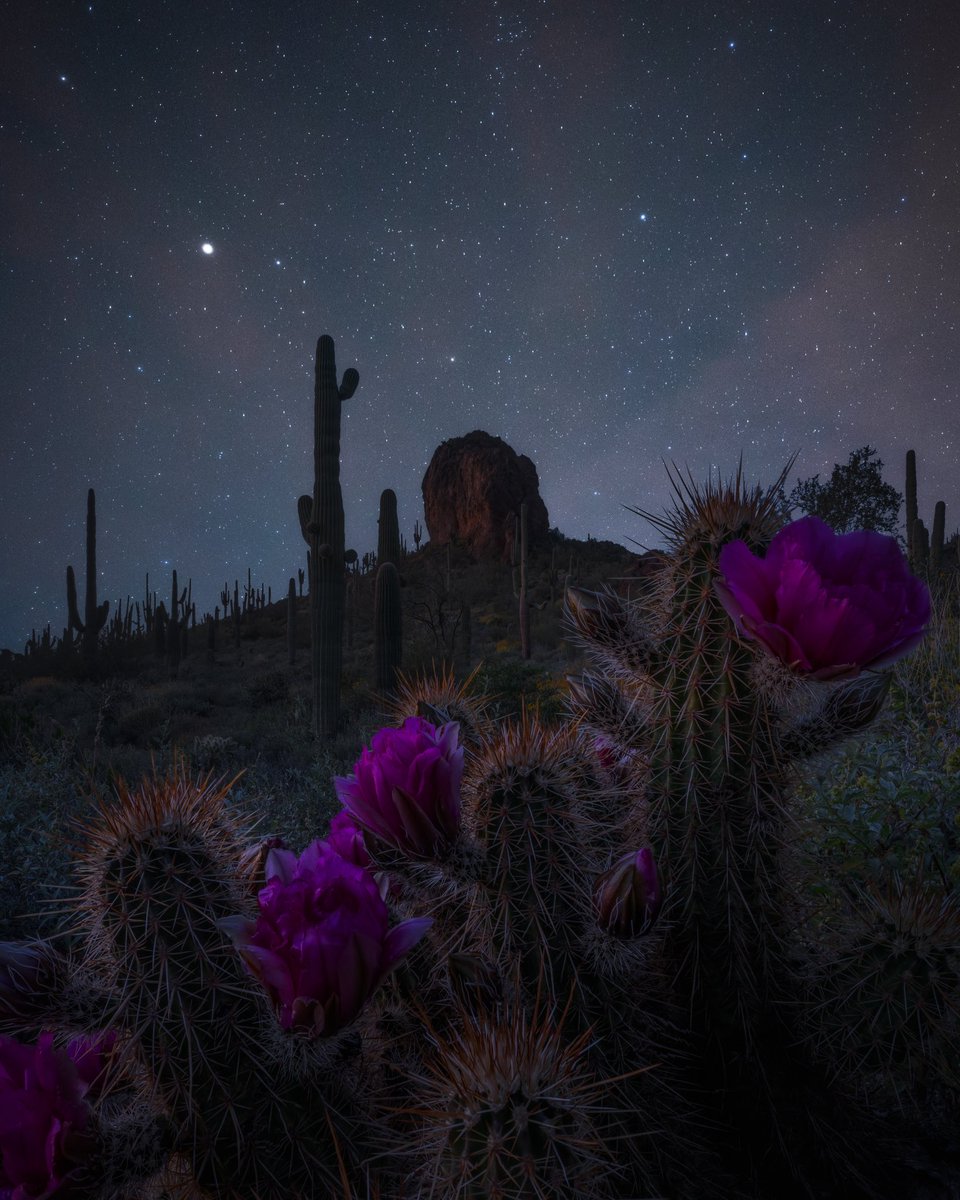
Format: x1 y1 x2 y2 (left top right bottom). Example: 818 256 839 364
201 243 214 255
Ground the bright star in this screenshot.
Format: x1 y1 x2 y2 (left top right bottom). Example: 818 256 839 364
201 243 214 255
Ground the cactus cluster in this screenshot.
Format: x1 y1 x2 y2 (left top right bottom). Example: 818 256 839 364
0 460 945 1200
907 448 958 582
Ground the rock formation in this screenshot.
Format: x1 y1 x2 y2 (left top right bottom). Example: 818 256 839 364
421 430 550 562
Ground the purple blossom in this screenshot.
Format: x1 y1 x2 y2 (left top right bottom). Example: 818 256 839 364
333 717 464 861
0 1029 117 1199
715 515 931 680
326 808 371 868
217 838 432 1038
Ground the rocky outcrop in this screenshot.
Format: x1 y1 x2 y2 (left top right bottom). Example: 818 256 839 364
421 430 550 562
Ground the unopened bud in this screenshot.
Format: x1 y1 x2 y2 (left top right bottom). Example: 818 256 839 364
593 848 662 938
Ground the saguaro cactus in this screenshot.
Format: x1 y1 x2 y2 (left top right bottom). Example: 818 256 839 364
287 577 296 666
377 488 402 567
166 569 185 678
374 560 402 697
905 449 918 562
297 334 359 738
931 499 946 575
66 488 110 660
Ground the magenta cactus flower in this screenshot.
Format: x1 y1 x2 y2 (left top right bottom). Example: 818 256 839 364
593 848 663 938
0 1029 117 1199
217 838 432 1038
714 515 931 681
326 808 372 868
333 716 464 861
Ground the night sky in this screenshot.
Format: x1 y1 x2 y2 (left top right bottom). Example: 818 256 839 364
2 0 957 654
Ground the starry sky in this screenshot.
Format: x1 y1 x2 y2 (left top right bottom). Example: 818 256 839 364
2 0 957 653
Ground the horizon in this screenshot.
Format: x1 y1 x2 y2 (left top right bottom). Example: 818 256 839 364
2 2 956 654
2 437 943 656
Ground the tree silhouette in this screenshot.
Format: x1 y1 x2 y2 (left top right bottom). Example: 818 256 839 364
785 446 903 539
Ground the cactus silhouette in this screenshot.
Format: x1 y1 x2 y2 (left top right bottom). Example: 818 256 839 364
66 487 110 661
297 334 359 738
374 560 402 698
377 488 402 567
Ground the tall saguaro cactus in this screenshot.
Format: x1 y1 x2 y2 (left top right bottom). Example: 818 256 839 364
374 560 402 697
66 488 110 661
905 449 918 563
297 335 359 738
377 488 401 567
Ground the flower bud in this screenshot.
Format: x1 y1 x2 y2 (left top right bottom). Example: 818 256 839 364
593 848 662 938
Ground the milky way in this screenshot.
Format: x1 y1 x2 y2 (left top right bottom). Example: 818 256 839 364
1 0 956 651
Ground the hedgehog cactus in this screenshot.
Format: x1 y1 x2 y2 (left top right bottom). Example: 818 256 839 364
329 698 686 1195
800 869 960 1114
396 970 625 1200
562 460 932 1192
0 763 416 1199
0 458 941 1200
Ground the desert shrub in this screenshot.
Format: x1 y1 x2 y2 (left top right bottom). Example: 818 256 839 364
0 748 87 941
192 734 240 773
246 670 290 706
471 657 567 723
796 736 960 895
116 703 169 745
0 698 36 767
793 575 960 896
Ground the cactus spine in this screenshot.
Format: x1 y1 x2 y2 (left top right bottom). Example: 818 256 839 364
374 560 402 697
66 487 110 661
297 334 359 738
